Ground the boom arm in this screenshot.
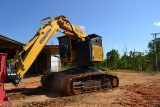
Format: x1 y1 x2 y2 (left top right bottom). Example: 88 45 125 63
10 15 87 86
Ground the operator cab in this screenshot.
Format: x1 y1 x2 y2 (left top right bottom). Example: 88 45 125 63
58 34 103 66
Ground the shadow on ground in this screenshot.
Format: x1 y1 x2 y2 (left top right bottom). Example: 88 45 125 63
6 86 66 99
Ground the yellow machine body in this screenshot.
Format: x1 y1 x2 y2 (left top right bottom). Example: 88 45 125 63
9 15 103 84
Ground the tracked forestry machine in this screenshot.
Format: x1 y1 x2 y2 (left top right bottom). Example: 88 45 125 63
6 15 119 95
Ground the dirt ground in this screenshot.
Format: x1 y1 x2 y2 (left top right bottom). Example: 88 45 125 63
1 70 160 107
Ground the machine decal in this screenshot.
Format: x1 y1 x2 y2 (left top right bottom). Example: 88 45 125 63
39 28 52 44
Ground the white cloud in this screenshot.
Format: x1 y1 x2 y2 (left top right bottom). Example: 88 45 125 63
114 46 119 48
154 22 160 27
78 26 86 30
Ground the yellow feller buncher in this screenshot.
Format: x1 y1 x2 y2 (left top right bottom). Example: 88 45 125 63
6 15 119 95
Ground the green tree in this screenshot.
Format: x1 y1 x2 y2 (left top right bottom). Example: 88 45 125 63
118 54 131 70
106 49 120 70
142 38 160 71
117 50 145 71
147 39 157 71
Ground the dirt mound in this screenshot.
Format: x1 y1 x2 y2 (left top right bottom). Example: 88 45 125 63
118 79 160 107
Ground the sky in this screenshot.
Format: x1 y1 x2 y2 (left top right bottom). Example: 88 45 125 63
0 0 160 56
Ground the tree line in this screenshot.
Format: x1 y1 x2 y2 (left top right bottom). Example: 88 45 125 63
96 38 160 72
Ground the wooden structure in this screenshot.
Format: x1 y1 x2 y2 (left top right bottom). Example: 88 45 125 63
0 35 60 74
